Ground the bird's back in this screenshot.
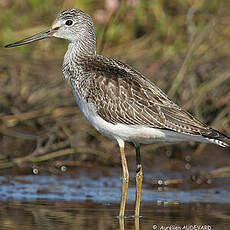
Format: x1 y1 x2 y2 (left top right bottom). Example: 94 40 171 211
64 53 229 147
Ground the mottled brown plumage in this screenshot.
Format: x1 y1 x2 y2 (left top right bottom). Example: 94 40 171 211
74 55 227 141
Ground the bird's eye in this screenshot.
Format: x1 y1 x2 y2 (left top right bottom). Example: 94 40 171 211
65 20 73 26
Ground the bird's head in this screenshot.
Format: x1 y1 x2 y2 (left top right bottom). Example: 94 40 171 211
5 8 96 48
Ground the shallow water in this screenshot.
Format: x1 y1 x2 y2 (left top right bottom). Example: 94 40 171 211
0 174 230 204
0 169 230 230
1 200 230 230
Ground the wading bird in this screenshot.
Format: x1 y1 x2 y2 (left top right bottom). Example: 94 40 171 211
5 8 229 217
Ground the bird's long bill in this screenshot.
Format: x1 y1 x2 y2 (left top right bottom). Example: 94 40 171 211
5 28 55 48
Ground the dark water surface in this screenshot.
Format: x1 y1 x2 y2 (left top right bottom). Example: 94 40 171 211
0 169 230 230
0 201 230 230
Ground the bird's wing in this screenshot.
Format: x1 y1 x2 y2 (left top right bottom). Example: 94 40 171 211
84 55 224 138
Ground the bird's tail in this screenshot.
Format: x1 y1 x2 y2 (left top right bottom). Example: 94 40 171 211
203 128 230 148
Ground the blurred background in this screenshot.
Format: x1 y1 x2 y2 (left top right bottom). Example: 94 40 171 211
0 0 229 174
0 1 230 229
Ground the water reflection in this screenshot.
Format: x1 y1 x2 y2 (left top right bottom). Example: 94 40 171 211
0 169 230 230
0 201 229 230
119 217 140 230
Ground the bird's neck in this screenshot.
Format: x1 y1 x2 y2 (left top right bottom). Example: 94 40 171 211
66 35 96 59
62 36 96 82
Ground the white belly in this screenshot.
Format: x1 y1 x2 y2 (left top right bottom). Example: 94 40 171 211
89 114 209 144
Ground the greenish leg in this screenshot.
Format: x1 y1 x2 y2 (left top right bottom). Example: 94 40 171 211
135 145 143 217
119 217 125 230
135 216 140 230
117 139 129 218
